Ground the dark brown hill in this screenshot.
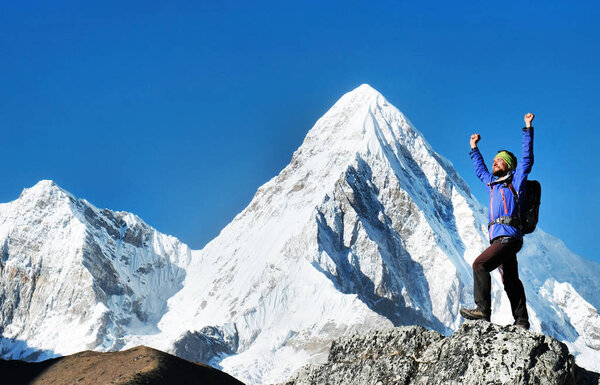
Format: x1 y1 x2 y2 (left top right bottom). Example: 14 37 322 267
0 345 245 385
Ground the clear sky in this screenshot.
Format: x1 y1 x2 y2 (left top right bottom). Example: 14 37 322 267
1 1 598 264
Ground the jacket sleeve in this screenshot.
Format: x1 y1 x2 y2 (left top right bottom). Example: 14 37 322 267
512 127 534 192
470 147 493 188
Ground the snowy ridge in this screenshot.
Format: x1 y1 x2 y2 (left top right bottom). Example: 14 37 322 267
0 85 599 384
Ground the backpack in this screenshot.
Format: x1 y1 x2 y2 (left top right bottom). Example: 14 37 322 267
508 180 541 234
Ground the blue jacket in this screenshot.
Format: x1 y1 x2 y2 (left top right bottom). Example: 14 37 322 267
470 127 534 242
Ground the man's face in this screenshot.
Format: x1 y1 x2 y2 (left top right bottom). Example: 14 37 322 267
492 157 509 177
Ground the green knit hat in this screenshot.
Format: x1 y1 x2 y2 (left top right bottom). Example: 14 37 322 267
494 150 517 171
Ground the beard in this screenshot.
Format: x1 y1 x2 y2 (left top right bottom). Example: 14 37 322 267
492 168 508 177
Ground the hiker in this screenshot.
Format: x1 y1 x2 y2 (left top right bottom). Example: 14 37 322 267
460 113 535 330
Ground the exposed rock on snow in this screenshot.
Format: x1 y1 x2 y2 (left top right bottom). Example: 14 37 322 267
172 324 239 365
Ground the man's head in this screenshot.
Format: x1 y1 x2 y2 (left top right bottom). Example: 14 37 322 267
492 150 517 177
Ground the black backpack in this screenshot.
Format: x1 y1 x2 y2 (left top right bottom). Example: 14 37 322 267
508 180 541 234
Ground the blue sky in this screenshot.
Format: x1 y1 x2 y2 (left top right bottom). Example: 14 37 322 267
1 1 598 264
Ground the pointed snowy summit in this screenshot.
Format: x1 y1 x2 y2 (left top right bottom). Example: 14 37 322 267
17 179 73 201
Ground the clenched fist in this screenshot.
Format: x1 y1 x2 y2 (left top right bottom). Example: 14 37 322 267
524 113 535 128
470 134 481 149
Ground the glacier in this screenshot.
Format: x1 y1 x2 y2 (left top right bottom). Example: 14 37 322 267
0 84 598 384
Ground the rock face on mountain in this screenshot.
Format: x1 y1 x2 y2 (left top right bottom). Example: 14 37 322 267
280 321 599 385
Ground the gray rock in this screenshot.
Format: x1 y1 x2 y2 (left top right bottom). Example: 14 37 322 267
172 324 239 365
280 321 596 385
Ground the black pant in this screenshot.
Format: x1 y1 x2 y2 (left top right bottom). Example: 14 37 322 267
472 236 529 327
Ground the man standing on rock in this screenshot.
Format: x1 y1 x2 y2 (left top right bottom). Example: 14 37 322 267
460 113 535 330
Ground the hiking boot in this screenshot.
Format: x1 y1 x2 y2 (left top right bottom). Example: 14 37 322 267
513 322 530 330
460 307 490 321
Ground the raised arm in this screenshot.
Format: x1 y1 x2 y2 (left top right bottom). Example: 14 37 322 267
513 113 535 191
469 133 493 186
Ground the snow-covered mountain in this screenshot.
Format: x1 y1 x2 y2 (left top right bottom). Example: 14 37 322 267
1 85 599 384
0 181 191 359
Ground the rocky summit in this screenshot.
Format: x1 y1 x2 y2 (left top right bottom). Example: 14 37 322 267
280 321 600 385
0 345 245 385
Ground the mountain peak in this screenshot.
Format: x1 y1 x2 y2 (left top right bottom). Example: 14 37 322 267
296 84 404 162
331 83 383 114
18 180 73 203
347 83 382 98
273 84 437 208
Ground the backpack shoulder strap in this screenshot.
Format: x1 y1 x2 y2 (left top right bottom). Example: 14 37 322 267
507 182 519 199
506 182 521 220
